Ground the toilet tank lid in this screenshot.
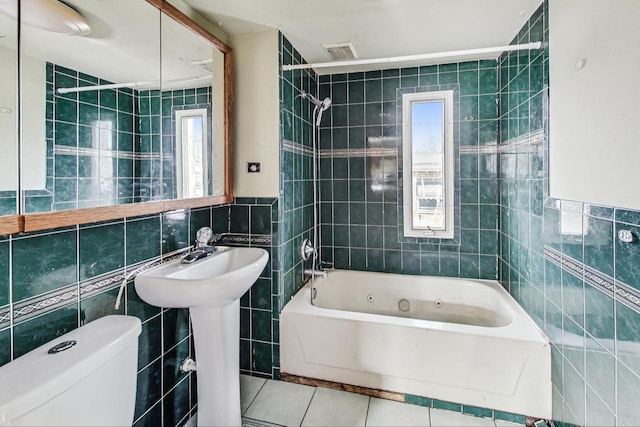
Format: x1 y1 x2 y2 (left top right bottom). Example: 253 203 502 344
0 315 142 424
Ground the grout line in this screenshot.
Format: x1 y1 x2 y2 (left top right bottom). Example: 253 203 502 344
299 386 318 427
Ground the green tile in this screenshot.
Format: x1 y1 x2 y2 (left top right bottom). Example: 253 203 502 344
562 272 584 327
432 399 461 412
585 286 614 350
494 410 526 424
250 205 271 235
79 221 124 280
585 345 615 411
55 122 77 146
251 309 272 342
127 280 160 322
382 78 399 101
439 253 459 276
586 387 615 427
617 361 640 426
250 278 271 310
163 376 190 426
163 338 190 396
80 287 124 324
0 240 8 307
460 229 479 254
616 301 640 373
364 79 382 102
134 359 162 420
404 394 432 407
125 216 160 265
462 405 493 418
460 254 480 278
348 80 364 103
13 304 78 358
55 97 77 122
614 222 640 291
459 71 478 95
384 250 402 273
163 308 190 351
138 316 162 368
13 230 77 301
162 210 189 254
252 341 273 374
0 328 10 367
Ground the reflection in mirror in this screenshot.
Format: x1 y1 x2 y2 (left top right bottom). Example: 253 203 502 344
160 13 225 201
0 2 18 216
19 0 162 213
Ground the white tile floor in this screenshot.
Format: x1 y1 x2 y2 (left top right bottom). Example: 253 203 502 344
239 376 524 427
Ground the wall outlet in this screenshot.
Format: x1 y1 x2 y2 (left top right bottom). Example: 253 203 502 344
247 162 261 173
618 229 635 243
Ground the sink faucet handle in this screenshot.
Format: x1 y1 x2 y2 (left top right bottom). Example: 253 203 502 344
195 227 214 248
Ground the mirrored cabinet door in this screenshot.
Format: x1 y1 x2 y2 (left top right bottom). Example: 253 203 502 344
20 0 161 213
0 2 18 221
160 12 226 202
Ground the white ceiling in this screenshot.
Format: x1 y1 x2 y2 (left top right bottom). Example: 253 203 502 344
182 0 543 74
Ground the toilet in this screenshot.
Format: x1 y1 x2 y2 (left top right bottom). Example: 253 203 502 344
0 315 142 426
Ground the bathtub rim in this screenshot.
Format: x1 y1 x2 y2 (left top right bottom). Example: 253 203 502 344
283 270 549 345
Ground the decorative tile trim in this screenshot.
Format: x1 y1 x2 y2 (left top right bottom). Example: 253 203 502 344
11 284 79 324
282 139 398 159
459 129 544 155
544 245 640 311
219 233 272 246
282 140 314 157
497 129 544 154
0 249 190 327
459 144 498 155
54 145 171 161
319 147 398 158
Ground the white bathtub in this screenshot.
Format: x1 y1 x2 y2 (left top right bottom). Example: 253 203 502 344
280 270 551 419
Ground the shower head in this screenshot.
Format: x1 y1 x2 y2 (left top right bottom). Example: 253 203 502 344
301 91 332 111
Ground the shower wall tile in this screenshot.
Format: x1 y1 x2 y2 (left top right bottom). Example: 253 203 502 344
318 60 499 279
497 2 640 425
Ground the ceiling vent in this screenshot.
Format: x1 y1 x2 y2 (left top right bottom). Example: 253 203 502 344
322 41 358 61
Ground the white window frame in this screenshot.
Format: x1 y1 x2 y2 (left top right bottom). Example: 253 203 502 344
402 90 454 239
175 108 209 199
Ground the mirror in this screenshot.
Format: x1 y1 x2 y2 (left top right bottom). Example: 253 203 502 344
0 0 231 226
160 12 226 201
0 2 18 217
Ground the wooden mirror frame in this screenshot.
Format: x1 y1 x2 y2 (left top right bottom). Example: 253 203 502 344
0 0 232 236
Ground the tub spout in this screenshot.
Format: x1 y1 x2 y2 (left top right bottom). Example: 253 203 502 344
304 268 328 278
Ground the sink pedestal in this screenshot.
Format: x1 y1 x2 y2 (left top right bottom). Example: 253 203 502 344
190 300 242 427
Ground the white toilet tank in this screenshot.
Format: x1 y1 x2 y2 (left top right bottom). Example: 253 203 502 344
0 315 142 426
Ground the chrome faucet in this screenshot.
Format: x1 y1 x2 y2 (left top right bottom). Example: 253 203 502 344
182 227 217 264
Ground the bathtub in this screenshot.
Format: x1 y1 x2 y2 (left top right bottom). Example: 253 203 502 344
280 270 551 419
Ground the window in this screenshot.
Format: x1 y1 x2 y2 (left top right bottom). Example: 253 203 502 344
175 108 209 198
402 90 454 238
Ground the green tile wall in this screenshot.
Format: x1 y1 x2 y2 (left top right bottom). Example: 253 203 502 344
279 34 317 308
318 61 499 279
25 63 215 212
49 64 139 211
0 198 279 426
498 2 640 426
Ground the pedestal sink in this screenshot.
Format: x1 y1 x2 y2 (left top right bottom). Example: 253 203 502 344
134 246 269 427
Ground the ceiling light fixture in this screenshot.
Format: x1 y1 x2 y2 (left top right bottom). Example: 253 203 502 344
0 0 90 36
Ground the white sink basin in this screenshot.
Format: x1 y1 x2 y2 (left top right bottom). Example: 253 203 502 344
133 245 269 427
134 246 268 309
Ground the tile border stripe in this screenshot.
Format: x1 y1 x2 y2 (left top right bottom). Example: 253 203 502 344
544 245 640 311
54 145 171 161
1 250 188 327
283 139 398 159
